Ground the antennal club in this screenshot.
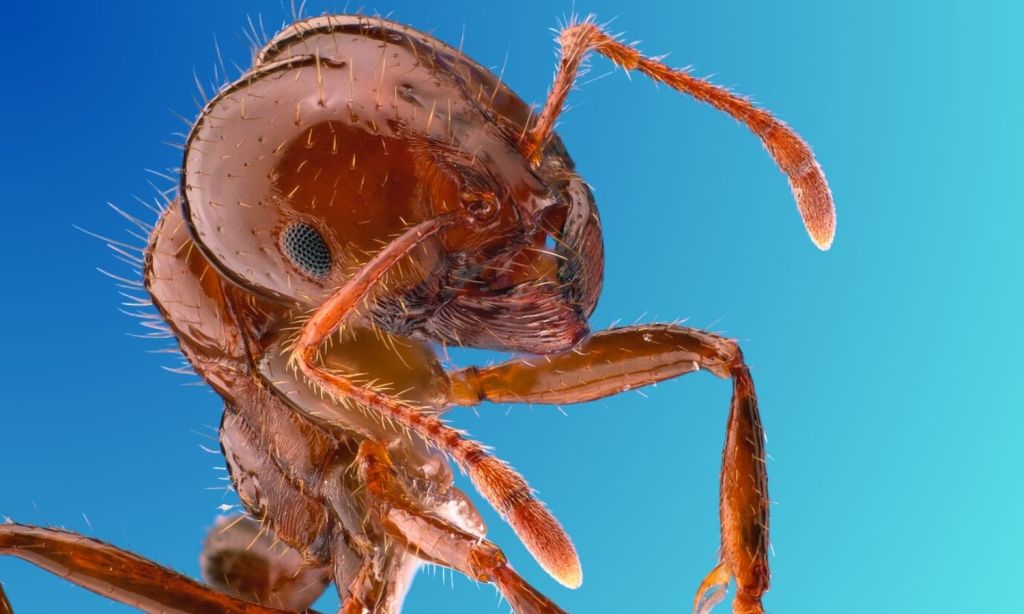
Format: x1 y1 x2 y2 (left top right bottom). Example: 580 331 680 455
525 17 836 250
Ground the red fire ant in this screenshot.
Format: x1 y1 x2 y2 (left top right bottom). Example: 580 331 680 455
1 13 833 614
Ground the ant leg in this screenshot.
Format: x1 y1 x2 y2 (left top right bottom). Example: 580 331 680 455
335 549 414 614
0 522 299 613
447 324 769 614
355 440 566 614
526 17 835 249
201 515 330 611
336 558 378 614
335 552 399 614
289 218 581 588
0 581 11 614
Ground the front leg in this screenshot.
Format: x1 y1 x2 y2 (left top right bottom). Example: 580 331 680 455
288 218 581 588
447 325 770 614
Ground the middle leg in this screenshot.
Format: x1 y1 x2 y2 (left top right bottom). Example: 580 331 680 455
354 439 566 614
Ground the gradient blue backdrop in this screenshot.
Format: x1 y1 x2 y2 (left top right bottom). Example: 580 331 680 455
1 1 1020 612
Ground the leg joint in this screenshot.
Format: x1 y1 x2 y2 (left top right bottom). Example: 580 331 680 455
702 335 744 378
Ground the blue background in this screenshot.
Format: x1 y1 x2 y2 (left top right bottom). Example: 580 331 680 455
1 1 1020 612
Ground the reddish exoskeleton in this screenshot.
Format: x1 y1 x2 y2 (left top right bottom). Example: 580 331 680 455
0 14 835 614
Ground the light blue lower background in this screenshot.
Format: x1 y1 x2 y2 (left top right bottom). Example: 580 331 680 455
1 1 1020 612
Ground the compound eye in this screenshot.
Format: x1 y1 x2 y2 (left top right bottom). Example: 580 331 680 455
280 222 332 279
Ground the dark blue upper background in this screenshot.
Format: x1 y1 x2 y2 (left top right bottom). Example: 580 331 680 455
1 1 1020 612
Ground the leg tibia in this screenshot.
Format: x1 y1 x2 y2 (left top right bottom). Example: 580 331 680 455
721 367 769 601
698 360 770 614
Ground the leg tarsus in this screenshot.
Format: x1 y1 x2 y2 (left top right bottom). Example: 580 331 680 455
693 561 730 614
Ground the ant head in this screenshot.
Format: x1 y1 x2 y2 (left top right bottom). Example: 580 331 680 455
180 16 602 332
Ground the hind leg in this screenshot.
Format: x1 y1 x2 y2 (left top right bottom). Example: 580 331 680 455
201 515 330 612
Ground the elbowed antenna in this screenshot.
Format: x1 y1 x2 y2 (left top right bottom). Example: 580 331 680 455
524 17 836 250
